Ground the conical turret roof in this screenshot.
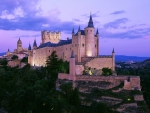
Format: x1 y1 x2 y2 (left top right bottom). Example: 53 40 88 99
87 14 94 28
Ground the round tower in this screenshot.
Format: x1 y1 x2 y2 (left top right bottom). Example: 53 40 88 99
17 38 22 52
85 14 96 57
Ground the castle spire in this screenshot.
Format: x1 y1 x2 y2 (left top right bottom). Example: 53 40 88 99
8 48 10 52
78 26 80 32
96 28 99 34
87 13 94 28
112 48 115 53
72 27 74 34
70 51 75 58
33 39 37 47
28 43 31 50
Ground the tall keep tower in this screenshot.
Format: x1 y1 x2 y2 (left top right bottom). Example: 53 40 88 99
17 38 22 52
84 14 98 57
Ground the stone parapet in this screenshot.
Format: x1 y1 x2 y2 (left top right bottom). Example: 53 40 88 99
58 73 69 80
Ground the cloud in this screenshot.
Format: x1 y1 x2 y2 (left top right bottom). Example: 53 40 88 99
0 0 41 16
0 0 80 33
73 19 80 22
110 10 126 15
103 18 129 29
100 27 150 39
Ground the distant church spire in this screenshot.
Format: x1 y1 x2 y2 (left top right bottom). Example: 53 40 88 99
33 39 37 47
72 27 74 34
87 13 94 28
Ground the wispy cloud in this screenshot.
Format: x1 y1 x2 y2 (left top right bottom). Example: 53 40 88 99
103 18 129 29
73 19 80 22
100 27 150 39
110 10 126 15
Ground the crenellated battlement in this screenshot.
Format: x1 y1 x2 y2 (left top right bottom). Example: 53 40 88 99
41 30 61 44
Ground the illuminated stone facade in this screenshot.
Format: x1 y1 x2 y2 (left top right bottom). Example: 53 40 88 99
28 14 115 72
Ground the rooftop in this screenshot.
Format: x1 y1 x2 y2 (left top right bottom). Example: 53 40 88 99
38 39 72 49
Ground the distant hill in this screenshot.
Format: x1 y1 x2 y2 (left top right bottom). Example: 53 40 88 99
0 52 6 56
115 55 150 62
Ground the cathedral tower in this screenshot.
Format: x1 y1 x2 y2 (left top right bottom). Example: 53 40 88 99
17 38 22 52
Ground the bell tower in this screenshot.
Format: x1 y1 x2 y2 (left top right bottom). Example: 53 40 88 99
17 38 22 52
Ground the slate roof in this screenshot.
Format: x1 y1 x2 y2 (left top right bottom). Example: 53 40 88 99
87 14 94 28
38 39 72 49
28 44 31 50
75 30 85 36
33 40 37 47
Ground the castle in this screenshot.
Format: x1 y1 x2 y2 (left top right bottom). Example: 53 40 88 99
28 14 115 75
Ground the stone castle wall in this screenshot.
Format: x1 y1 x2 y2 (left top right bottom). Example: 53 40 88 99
85 57 114 70
57 74 141 90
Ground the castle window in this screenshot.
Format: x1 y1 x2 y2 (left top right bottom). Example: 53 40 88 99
82 44 84 47
91 30 92 32
95 44 96 48
87 30 88 32
75 44 76 47
70 48 71 50
66 48 67 50
49 50 50 52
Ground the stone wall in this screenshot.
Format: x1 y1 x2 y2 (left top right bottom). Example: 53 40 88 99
85 57 113 70
134 95 144 101
75 65 84 75
58 74 141 91
58 73 69 80
8 60 21 67
124 77 141 90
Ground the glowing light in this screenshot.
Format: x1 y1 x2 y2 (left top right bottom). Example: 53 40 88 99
87 51 92 57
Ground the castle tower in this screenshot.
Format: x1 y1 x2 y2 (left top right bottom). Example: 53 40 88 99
69 51 76 81
112 48 115 71
33 39 37 50
41 30 61 44
84 14 97 57
17 38 22 52
96 28 99 56
28 43 32 65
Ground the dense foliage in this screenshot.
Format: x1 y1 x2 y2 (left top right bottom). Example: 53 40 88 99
102 68 113 75
11 55 18 60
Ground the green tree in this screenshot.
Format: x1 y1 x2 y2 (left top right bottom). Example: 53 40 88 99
11 55 18 60
21 57 28 63
46 51 59 72
102 68 112 75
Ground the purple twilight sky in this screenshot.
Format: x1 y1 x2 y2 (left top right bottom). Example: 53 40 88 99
0 0 150 57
